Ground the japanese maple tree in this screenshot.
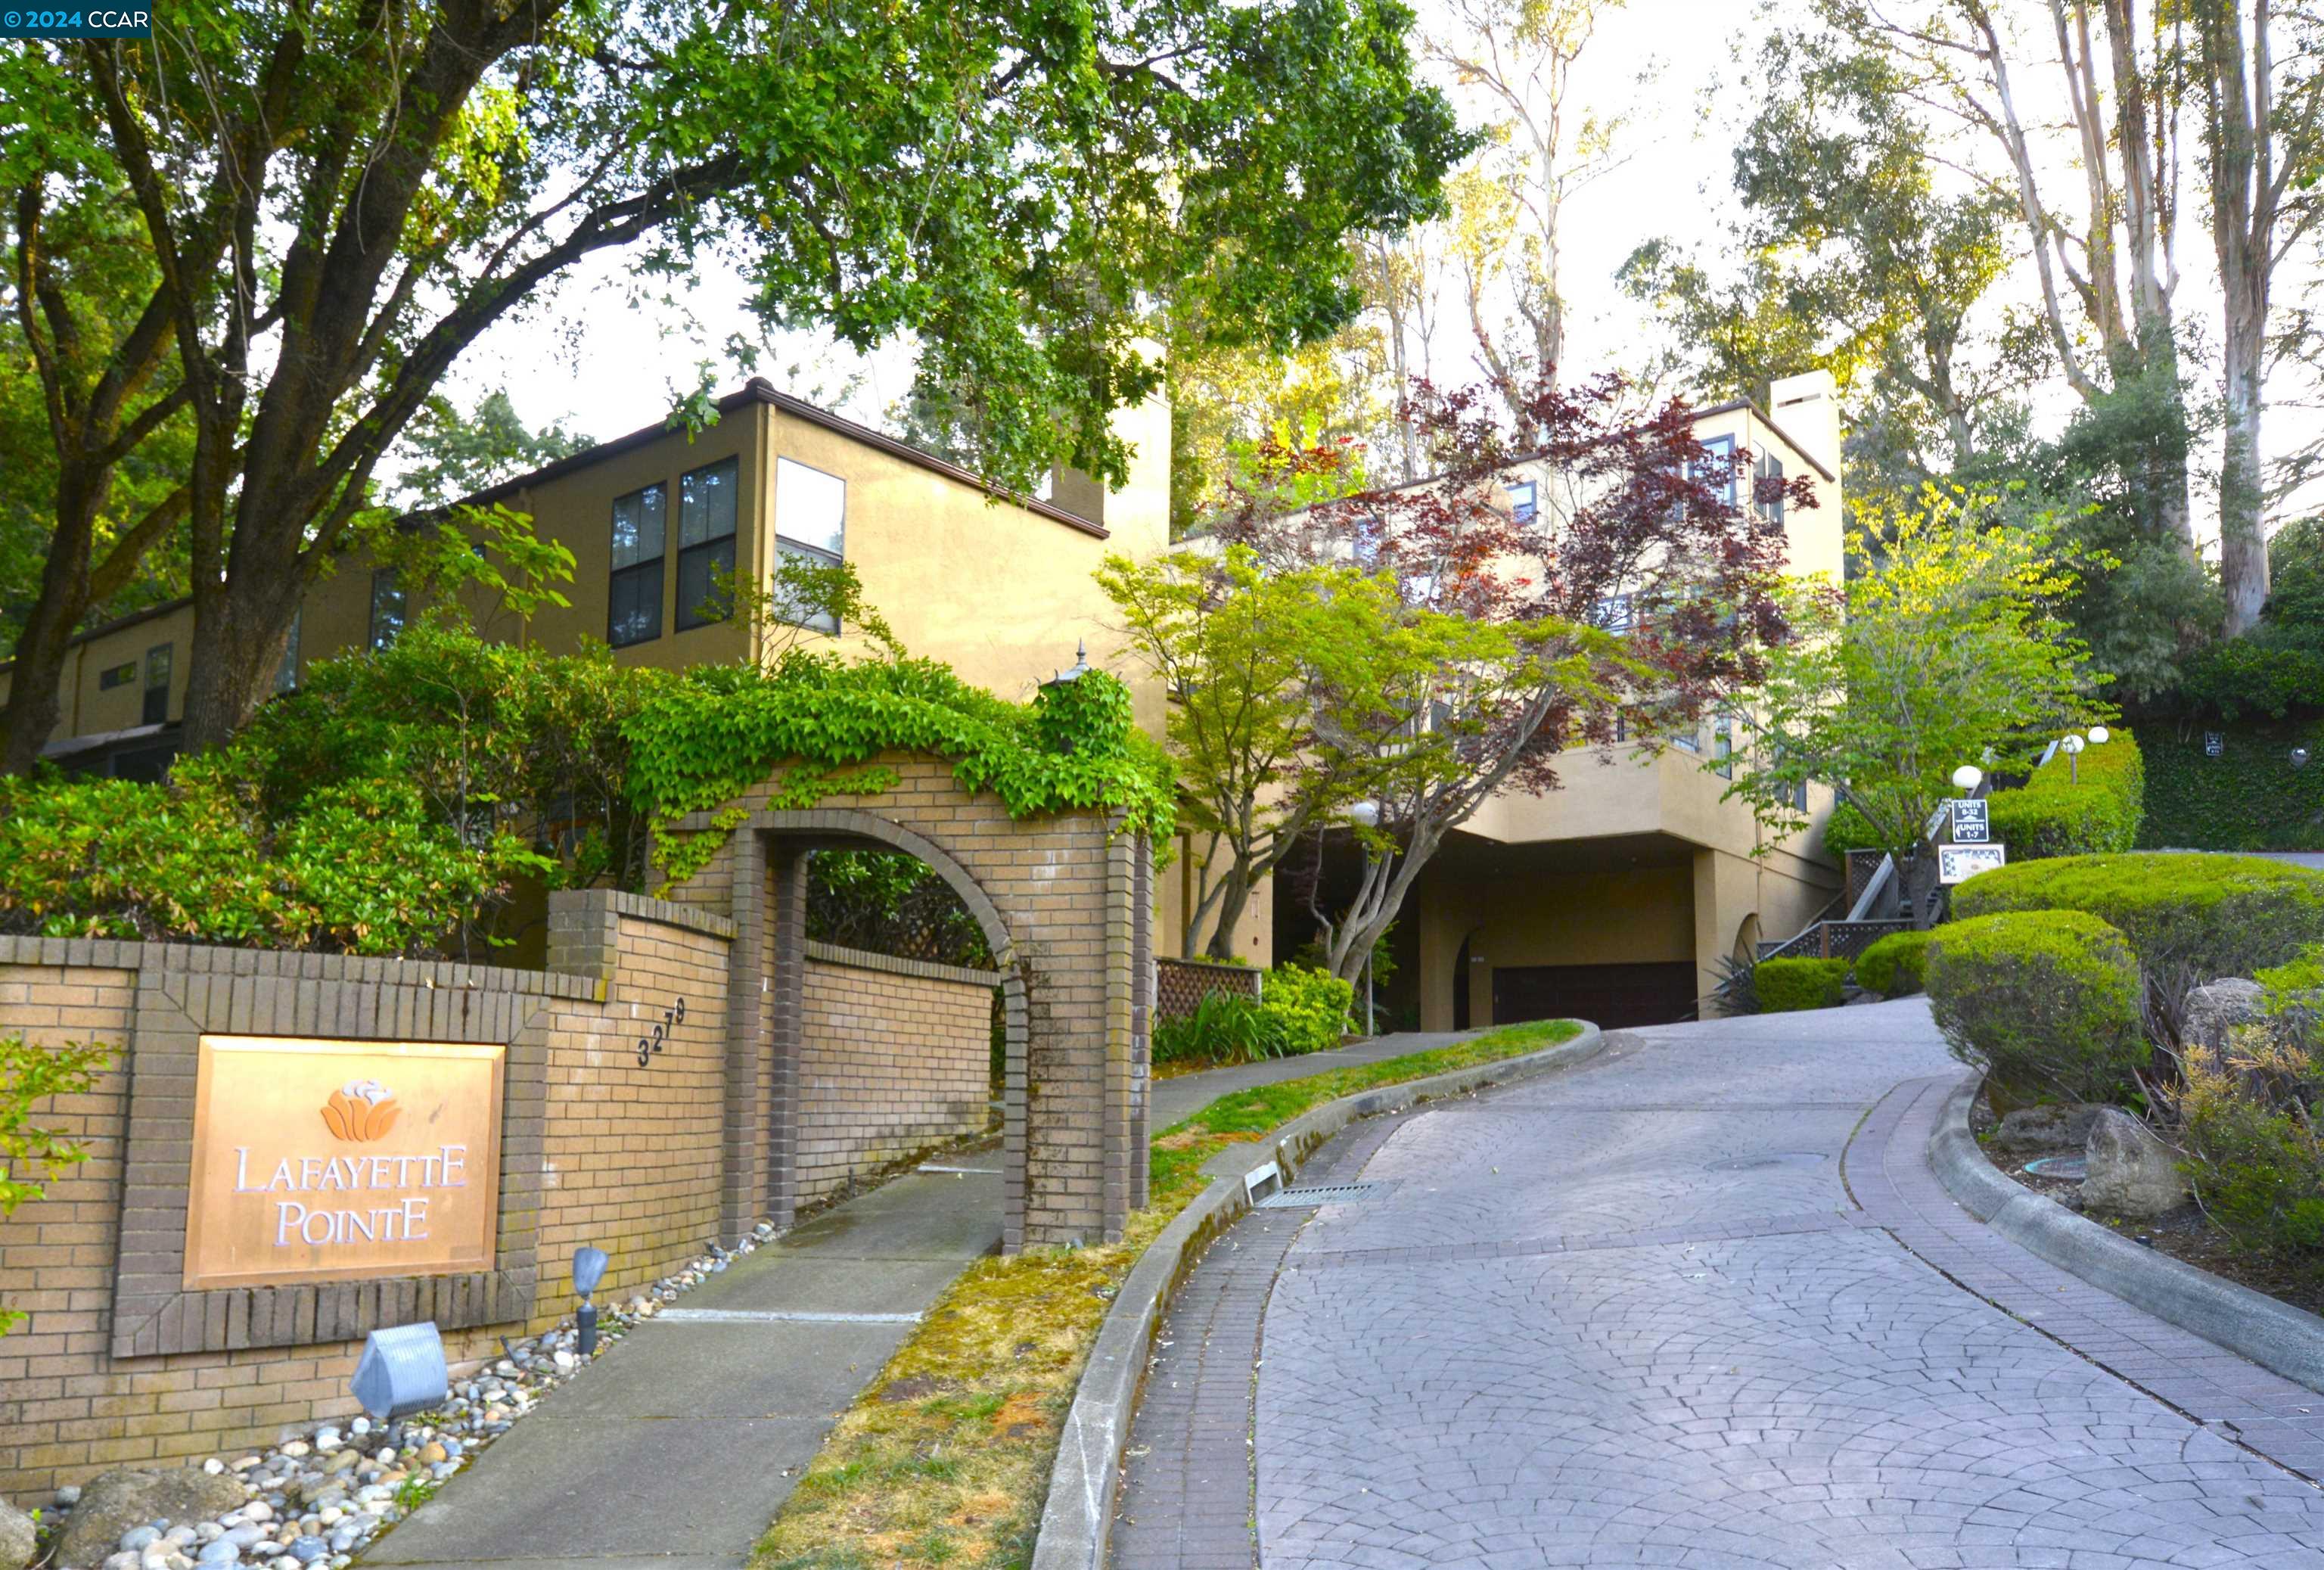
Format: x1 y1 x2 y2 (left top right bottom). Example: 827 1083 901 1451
1221 371 1813 981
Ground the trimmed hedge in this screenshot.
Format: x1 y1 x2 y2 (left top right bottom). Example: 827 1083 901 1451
1950 851 2324 980
1927 909 2147 1102
1985 729 2145 859
1757 957 1849 1012
1821 801 1882 859
1855 931 1934 996
2138 719 2324 853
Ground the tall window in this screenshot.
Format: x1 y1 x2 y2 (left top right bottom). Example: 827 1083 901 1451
1696 434 1738 509
1756 450 1786 526
142 643 171 726
368 570 405 651
275 611 301 693
1713 713 1734 779
609 482 667 648
1506 480 1537 522
774 458 846 633
678 458 740 630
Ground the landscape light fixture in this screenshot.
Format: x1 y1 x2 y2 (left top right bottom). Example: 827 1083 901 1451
2295 747 2313 770
2060 732 2086 784
1950 764 1983 792
350 1322 449 1422
2088 726 2111 745
573 1245 610 1357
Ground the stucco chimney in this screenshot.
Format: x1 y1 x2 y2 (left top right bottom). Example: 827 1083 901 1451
1768 369 1841 479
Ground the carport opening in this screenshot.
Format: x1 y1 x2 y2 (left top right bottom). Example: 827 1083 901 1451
791 847 1011 1219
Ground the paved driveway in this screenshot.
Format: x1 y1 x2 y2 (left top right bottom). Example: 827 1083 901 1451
1116 1003 2324 1568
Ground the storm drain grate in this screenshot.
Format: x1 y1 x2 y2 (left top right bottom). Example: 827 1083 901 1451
1257 1182 1384 1209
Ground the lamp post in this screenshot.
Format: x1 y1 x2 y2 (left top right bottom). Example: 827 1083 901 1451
573 1245 609 1357
2060 732 2086 785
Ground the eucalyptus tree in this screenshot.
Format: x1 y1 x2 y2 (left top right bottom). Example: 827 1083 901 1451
0 0 1466 769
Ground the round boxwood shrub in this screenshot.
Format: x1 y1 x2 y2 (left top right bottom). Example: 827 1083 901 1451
1757 957 1849 1012
1984 728 2145 859
1949 851 2324 981
1926 909 2146 1102
1854 931 1934 997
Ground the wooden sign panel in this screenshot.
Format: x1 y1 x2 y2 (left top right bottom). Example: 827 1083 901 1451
184 1036 505 1290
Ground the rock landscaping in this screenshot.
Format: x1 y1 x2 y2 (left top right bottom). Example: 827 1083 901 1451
14 1223 784 1570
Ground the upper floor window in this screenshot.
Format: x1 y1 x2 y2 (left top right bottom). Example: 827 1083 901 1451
99 660 135 691
369 570 405 651
1506 480 1537 523
1713 713 1735 779
1756 450 1786 527
678 457 739 631
774 457 847 634
1695 434 1738 510
609 482 667 648
275 611 301 694
142 643 171 726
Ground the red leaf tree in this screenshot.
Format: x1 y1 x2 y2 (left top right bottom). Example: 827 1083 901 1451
1217 368 1816 981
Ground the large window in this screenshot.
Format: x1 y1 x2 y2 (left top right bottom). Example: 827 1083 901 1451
1506 480 1537 522
1755 450 1786 527
142 643 171 726
677 457 739 630
774 458 847 634
368 570 405 651
1696 434 1738 509
609 482 667 648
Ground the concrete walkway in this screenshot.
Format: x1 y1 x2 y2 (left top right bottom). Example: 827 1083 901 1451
365 1037 1411 1570
1118 1003 2324 1568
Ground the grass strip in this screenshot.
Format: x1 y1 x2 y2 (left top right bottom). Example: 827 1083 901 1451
750 1017 1581 1570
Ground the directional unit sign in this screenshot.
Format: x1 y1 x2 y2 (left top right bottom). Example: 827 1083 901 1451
1948 798 1990 844
1939 844 2007 884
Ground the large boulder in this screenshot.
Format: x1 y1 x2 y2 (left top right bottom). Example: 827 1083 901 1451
53 1469 245 1569
1990 1103 2105 1155
2081 1107 2190 1219
2185 978 2267 1052
0 1497 36 1570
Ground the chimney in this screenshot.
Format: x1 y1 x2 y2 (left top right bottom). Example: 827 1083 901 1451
1768 370 1841 479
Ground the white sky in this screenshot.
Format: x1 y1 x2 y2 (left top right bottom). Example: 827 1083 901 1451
439 0 2312 549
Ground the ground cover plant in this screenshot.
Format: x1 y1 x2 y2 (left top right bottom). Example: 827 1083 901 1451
1149 965 1356 1068
2138 720 2324 853
748 1018 1582 1569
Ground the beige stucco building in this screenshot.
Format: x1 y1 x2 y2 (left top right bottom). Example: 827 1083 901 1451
1308 372 1850 1031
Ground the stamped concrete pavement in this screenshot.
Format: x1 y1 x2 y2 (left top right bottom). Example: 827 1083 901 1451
1117 1003 2324 1568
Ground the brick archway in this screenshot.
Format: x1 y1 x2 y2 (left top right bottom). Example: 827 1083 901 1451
663 752 1152 1251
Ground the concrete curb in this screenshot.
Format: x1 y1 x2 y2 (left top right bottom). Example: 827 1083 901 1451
1925 1069 2324 1394
1030 1022 1608 1570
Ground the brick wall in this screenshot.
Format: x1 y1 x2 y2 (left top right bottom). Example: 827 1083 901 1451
0 890 734 1503
796 944 1000 1204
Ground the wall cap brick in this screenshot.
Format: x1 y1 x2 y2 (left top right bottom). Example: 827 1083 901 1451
0 934 599 1001
803 941 1003 988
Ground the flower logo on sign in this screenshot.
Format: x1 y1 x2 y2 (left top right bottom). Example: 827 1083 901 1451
321 1080 401 1143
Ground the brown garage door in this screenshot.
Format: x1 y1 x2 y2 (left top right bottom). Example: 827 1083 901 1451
1492 962 1700 1030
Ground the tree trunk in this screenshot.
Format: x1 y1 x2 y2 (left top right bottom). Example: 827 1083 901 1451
2220 334 2270 636
1902 849 1943 932
0 477 106 775
1201 872 1253 962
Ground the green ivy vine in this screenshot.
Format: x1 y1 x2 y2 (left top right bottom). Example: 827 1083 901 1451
624 652 1176 888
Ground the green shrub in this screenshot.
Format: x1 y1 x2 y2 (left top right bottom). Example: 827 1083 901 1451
1257 965 1354 1055
1926 909 2146 1102
1821 801 1882 858
1985 729 2145 859
1757 957 1849 1012
2177 1028 2324 1271
0 761 540 956
2136 720 2324 853
1950 851 2324 981
1854 931 1934 996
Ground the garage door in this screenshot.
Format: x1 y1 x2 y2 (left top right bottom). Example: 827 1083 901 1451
1492 962 1700 1030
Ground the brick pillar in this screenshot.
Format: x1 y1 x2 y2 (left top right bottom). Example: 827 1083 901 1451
766 841 809 1226
1101 819 1136 1242
1001 975 1028 1252
718 831 769 1245
1130 835 1152 1211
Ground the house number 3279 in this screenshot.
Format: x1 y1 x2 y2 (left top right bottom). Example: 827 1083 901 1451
636 996 688 1068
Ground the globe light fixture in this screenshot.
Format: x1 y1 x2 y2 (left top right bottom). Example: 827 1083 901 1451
2060 732 2086 784
2294 747 2313 770
1347 800 1382 828
1950 764 1983 792
2088 726 2111 745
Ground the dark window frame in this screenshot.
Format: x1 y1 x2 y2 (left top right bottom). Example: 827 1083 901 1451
368 569 407 651
99 661 135 691
607 481 668 648
1506 479 1538 522
1756 449 1786 527
141 643 172 726
676 456 741 632
773 456 847 635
